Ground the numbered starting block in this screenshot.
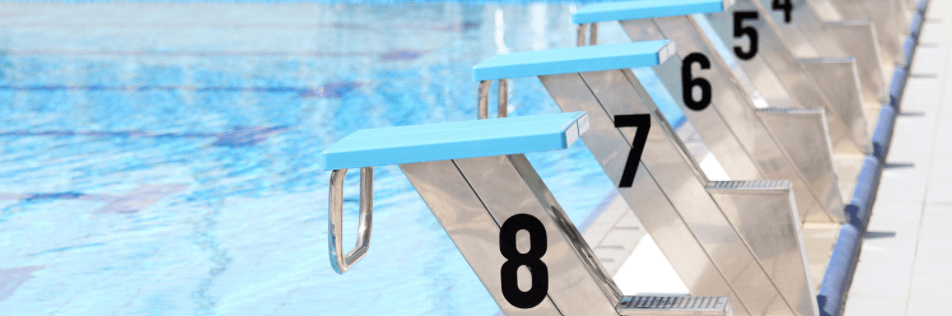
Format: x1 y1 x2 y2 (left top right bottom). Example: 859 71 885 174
570 0 846 225
698 0 875 153
321 113 732 315
474 40 816 315
748 0 889 102
579 0 875 161
317 0 921 314
827 0 911 67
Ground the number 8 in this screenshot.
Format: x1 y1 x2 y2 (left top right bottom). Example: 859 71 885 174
499 214 548 309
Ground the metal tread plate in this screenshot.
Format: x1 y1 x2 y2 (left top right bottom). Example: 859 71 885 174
616 295 733 315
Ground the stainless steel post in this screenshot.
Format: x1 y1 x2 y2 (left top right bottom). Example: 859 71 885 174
577 23 588 47
478 80 491 119
498 79 508 118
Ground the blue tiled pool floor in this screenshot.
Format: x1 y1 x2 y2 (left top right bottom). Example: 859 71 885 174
0 3 647 315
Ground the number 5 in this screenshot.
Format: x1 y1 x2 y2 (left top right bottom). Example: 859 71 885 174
733 11 759 60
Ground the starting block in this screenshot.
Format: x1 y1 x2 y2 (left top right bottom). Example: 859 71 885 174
826 0 911 67
748 0 889 102
571 0 845 224
693 0 874 155
322 113 732 315
474 40 817 315
584 0 872 158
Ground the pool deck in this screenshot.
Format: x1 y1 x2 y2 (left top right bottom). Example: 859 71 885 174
843 1 952 315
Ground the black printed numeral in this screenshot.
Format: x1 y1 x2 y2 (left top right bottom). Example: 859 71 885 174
500 214 548 309
614 114 651 188
773 0 793 23
681 53 712 111
733 11 759 60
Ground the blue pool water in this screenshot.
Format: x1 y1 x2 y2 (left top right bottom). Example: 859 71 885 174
0 2 686 315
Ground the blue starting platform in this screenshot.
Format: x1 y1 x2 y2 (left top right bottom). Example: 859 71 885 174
321 112 589 170
572 0 729 24
472 41 675 81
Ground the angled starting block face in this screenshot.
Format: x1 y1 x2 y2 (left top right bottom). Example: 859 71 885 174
571 1 845 224
688 0 873 156
751 0 888 102
322 113 732 315
826 0 910 67
474 42 817 316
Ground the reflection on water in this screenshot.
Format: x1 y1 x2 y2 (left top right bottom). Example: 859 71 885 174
0 3 631 315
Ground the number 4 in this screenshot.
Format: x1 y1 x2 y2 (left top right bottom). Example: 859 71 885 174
773 0 792 23
614 114 651 188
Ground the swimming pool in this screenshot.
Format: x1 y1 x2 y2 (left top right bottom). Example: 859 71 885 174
0 2 687 315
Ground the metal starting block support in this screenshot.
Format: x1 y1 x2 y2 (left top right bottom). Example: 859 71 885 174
571 0 845 224
474 41 816 315
600 0 872 153
321 113 732 315
825 0 911 67
749 0 889 102
707 0 875 155
697 0 872 154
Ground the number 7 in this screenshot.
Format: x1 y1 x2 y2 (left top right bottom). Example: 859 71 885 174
614 114 651 188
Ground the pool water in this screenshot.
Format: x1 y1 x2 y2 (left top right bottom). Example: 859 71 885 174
0 2 686 315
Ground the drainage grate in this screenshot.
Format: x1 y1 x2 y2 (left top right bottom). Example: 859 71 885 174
616 295 732 315
707 180 788 189
705 180 791 195
755 107 818 114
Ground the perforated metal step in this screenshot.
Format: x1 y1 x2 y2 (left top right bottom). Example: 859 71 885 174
615 295 733 315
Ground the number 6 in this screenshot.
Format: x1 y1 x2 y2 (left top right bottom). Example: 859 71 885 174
681 53 712 111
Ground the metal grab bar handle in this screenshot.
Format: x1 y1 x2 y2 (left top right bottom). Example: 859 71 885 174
478 80 491 119
498 79 508 118
328 167 373 274
577 23 588 46
590 23 598 46
576 23 597 47
477 79 509 120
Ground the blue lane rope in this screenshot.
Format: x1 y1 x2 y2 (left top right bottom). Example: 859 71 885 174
911 12 925 39
889 67 908 108
872 105 898 162
817 224 862 316
815 2 929 315
846 155 883 230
